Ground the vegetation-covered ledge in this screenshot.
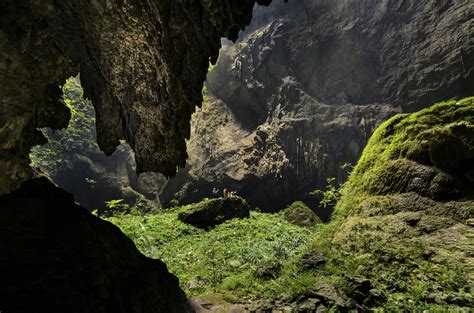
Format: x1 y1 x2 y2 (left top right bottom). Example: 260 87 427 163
0 0 272 195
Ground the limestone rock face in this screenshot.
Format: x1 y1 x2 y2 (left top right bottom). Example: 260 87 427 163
0 178 194 313
0 0 271 195
52 145 167 213
161 0 473 212
178 197 250 229
211 0 473 112
0 2 272 310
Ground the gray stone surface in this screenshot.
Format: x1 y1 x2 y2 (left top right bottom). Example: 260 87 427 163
163 0 473 212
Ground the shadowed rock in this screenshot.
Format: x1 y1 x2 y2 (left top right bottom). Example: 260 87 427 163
0 177 194 313
178 197 250 229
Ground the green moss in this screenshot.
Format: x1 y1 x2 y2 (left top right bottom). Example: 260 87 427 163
308 98 474 310
282 201 322 227
337 97 474 209
105 98 473 310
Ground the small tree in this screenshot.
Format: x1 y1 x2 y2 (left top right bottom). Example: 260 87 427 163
310 163 353 208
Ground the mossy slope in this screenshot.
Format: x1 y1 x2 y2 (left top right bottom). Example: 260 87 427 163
342 97 474 203
314 98 474 310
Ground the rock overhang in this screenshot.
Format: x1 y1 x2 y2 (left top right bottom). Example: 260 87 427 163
0 0 273 194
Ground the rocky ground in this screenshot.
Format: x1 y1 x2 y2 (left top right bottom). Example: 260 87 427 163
1 1 472 312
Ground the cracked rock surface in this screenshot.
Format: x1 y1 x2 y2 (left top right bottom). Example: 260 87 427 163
160 0 473 213
0 0 271 195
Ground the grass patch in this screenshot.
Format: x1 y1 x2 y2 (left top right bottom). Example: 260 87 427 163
104 203 317 298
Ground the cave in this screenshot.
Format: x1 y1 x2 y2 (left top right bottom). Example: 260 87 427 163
1 0 473 312
0 1 273 312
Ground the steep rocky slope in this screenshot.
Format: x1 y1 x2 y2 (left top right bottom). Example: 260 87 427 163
161 0 473 212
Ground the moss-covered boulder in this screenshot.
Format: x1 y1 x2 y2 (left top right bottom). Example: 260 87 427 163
343 97 474 202
310 98 474 310
283 201 322 227
178 197 250 229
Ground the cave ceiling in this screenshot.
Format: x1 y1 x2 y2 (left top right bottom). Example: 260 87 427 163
0 0 272 194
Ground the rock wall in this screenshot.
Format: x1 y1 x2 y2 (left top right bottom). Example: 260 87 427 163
0 0 271 195
52 144 166 213
161 0 473 213
29 78 166 212
323 98 474 309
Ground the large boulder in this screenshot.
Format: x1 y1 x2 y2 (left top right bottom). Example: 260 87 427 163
0 178 193 313
178 197 250 229
312 98 474 310
283 201 322 227
343 97 474 201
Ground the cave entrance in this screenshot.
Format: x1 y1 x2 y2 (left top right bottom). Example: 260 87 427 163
29 76 165 214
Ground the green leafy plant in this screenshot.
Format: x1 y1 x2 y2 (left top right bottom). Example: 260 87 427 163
105 199 126 210
310 163 353 208
310 177 341 208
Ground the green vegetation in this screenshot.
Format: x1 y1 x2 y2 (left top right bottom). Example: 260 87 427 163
30 77 97 176
310 177 342 209
340 97 474 205
283 201 322 227
309 97 474 310
104 202 316 299
101 97 473 311
310 163 352 209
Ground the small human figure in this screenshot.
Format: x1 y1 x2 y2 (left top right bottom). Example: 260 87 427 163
223 188 229 198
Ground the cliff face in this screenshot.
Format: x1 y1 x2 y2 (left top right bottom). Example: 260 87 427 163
51 144 167 213
161 0 473 212
0 0 271 195
30 78 166 213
